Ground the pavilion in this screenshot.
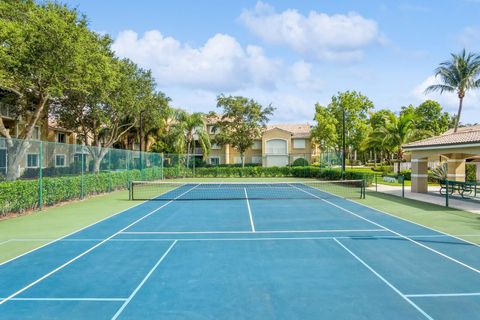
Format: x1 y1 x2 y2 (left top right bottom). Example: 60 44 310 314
403 125 480 193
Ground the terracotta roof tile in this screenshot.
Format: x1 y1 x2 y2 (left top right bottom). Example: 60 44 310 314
403 126 480 149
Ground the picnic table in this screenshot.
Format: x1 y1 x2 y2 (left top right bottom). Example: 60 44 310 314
439 180 478 199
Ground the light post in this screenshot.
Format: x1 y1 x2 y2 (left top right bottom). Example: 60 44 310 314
342 107 346 179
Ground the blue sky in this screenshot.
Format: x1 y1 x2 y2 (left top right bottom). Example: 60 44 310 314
64 0 480 124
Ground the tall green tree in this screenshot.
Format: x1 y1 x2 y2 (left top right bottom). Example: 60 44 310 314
214 95 274 167
56 58 157 172
172 111 211 167
0 1 102 179
413 100 452 136
425 49 480 132
372 110 419 173
312 91 373 163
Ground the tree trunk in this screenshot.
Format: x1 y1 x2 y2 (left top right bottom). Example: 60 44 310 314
6 140 30 181
454 96 464 133
90 146 109 174
241 152 245 168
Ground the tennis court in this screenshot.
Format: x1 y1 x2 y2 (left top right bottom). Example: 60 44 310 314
0 180 479 319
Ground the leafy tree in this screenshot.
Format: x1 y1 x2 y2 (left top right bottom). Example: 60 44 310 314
425 49 480 132
214 95 274 167
311 104 338 151
312 91 373 162
0 1 101 179
56 58 157 173
413 100 452 135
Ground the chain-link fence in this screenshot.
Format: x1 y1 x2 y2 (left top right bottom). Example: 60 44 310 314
0 136 164 214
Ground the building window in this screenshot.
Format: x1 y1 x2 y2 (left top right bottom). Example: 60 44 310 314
56 132 66 143
293 139 306 149
32 126 40 140
252 140 261 150
212 143 221 150
208 125 219 134
209 157 220 165
55 154 66 167
251 156 262 164
27 154 39 168
234 156 243 164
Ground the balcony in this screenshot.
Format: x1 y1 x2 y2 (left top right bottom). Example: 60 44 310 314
265 148 288 155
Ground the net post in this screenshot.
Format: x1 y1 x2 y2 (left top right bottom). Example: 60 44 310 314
445 179 449 207
38 140 43 210
375 174 377 192
400 175 405 198
129 180 132 200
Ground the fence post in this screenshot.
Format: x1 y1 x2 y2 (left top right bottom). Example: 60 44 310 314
80 152 85 199
108 149 112 192
445 179 449 207
38 141 43 210
161 153 164 180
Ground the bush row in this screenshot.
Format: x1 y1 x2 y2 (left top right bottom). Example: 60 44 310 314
0 167 163 215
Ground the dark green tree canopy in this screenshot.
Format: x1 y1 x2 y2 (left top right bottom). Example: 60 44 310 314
214 94 274 166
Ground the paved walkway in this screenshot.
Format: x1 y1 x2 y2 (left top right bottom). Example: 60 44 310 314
369 184 480 214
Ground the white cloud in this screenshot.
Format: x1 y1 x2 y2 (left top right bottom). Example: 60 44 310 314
239 1 383 62
112 30 282 91
457 26 480 50
412 75 480 121
289 60 322 91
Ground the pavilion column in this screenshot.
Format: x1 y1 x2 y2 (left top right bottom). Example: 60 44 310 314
224 144 230 164
447 155 466 182
477 163 480 181
411 157 428 193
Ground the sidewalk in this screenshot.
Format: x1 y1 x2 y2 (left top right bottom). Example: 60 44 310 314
368 184 480 214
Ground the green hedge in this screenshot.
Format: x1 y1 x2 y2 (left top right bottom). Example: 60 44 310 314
0 165 374 215
0 167 163 215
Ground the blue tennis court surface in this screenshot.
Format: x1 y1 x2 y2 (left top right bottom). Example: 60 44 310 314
1 182 479 319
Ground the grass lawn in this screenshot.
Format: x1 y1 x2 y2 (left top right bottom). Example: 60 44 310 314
0 177 478 264
356 192 480 244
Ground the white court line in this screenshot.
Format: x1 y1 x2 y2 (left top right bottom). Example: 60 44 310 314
120 229 384 235
244 188 256 232
0 240 11 246
4 233 479 243
405 293 480 298
111 240 177 319
0 185 198 306
291 184 480 275
0 195 156 267
334 238 433 320
3 297 127 302
349 198 480 249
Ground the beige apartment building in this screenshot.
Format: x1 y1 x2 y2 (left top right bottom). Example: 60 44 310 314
206 121 319 167
0 103 78 175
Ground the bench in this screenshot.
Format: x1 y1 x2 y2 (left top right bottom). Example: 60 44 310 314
439 180 478 199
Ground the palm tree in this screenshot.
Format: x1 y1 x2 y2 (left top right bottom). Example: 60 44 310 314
372 112 420 174
173 111 211 167
425 49 480 132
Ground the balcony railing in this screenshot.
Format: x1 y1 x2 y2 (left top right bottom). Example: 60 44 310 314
265 148 287 155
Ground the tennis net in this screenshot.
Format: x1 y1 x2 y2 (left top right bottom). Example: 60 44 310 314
129 180 365 201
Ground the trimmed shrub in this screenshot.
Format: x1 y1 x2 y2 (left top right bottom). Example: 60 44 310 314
466 163 477 182
399 170 411 181
292 158 309 167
